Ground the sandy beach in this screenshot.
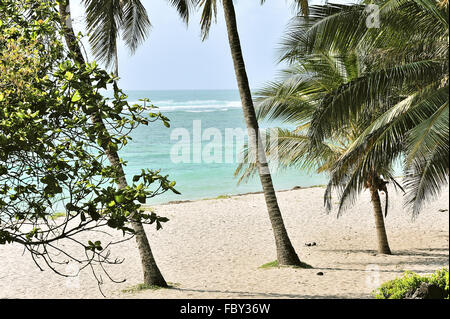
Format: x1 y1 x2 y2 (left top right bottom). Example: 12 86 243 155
0 185 448 299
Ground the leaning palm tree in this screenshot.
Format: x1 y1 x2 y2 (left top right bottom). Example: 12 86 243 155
236 51 402 254
82 0 309 266
195 0 309 266
57 0 195 287
282 0 449 218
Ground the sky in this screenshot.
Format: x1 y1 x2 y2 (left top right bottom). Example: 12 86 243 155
71 0 351 91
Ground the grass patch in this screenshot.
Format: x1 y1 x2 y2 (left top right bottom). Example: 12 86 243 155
259 260 313 269
202 194 232 201
50 212 66 220
121 282 180 294
309 184 326 188
139 205 155 212
215 195 231 200
260 260 279 269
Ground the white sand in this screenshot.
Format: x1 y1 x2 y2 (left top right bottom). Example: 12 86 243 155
0 185 448 299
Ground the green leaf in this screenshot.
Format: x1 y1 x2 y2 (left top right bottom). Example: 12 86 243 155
56 173 68 181
65 71 74 81
114 194 124 203
71 90 81 102
137 195 146 204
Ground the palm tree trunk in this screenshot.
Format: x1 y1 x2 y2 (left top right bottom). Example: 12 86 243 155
58 0 167 286
222 0 301 266
114 48 119 77
369 185 392 255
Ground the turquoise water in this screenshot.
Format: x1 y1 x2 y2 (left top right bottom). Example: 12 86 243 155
115 90 327 204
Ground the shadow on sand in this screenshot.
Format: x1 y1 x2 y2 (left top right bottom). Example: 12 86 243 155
169 287 369 299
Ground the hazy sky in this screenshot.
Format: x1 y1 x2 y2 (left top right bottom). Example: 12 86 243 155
71 0 351 91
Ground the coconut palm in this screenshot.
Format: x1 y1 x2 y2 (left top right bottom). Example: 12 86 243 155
281 0 449 217
56 0 197 287
236 50 404 254
194 0 309 266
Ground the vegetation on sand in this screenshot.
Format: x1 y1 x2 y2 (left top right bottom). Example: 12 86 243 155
373 268 449 299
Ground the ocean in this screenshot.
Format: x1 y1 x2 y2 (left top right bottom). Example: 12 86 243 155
114 90 327 204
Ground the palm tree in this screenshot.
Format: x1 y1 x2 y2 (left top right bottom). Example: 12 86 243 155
281 0 448 218
81 0 309 266
236 51 402 254
56 0 197 287
195 0 309 266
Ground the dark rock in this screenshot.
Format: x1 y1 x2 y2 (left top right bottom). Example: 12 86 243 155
292 186 302 190
405 283 447 299
316 272 324 276
438 209 448 212
305 242 317 247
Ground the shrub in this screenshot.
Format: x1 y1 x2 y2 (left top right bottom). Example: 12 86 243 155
373 268 449 299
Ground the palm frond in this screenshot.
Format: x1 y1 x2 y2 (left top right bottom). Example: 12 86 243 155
198 0 217 40
122 0 151 54
254 77 318 124
83 0 123 68
404 98 449 216
234 128 336 184
308 60 446 145
339 85 448 169
404 140 449 218
406 97 449 165
166 0 196 24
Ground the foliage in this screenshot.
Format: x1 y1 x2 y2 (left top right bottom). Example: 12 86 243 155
235 50 402 218
285 0 449 217
50 212 67 220
236 0 448 218
373 268 449 299
0 0 178 283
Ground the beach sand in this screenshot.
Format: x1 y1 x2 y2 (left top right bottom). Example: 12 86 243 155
0 185 448 299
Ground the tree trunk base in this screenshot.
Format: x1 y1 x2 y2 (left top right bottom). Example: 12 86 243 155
143 277 168 288
377 248 392 255
278 251 302 267
370 186 392 256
